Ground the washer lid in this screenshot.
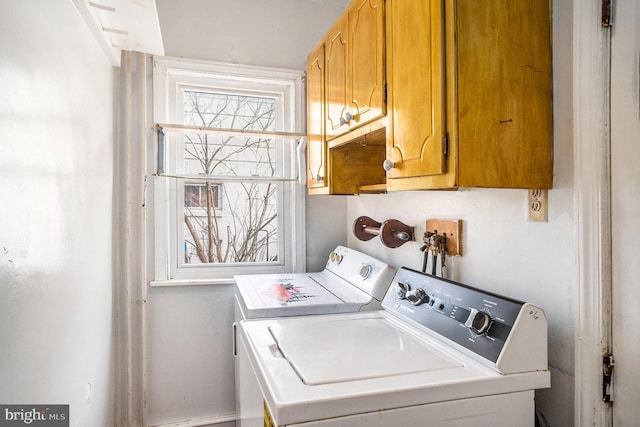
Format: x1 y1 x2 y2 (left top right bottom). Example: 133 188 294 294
234 272 373 317
236 273 343 307
269 316 462 385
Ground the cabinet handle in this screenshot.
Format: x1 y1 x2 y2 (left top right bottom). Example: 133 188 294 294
383 159 395 171
340 111 354 126
344 111 353 122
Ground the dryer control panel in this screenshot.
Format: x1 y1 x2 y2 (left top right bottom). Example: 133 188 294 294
382 267 548 374
325 246 395 301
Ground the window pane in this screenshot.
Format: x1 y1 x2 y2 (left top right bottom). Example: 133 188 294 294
182 91 279 177
185 184 219 208
184 92 276 131
181 91 280 266
183 182 279 265
183 133 279 177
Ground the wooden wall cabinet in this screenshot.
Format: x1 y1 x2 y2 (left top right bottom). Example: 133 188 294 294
306 43 329 194
325 0 385 141
306 0 552 195
306 0 387 195
385 0 553 191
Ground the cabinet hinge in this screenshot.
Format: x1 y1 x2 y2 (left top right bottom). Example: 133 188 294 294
383 82 388 104
443 132 450 159
601 0 612 27
603 354 614 403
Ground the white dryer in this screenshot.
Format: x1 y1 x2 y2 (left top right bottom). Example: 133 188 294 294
233 245 395 320
237 267 550 427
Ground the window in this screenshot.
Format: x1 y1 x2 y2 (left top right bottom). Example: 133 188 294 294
151 58 305 282
184 184 220 209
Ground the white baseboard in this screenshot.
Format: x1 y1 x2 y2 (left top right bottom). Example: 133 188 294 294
149 413 236 427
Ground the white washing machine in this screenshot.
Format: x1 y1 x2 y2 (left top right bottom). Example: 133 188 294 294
237 267 550 427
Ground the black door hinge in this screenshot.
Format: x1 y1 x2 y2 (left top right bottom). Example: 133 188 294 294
603 354 614 403
383 82 388 103
601 0 612 27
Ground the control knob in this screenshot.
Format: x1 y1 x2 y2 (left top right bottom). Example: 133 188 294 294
359 264 373 279
406 288 429 306
395 282 410 299
464 308 493 335
329 252 343 264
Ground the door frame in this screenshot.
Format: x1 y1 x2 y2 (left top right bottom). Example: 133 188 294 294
573 1 613 426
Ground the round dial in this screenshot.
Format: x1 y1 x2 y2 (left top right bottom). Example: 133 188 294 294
329 252 343 264
359 264 373 279
395 282 410 299
406 288 429 306
465 308 493 334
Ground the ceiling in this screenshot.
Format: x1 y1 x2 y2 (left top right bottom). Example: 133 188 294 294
72 0 165 66
301 0 349 6
72 0 349 67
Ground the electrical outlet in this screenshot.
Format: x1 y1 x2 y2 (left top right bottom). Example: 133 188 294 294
425 219 462 256
528 189 548 222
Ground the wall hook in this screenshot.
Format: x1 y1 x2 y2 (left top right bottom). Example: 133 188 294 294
353 216 415 248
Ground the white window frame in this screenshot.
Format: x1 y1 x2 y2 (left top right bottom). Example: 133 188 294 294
150 57 306 284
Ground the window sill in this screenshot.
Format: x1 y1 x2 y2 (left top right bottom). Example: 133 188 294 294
149 278 235 287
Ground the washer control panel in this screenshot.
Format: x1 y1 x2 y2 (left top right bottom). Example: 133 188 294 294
383 267 528 363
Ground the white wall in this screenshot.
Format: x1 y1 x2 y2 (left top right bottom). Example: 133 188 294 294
148 1 348 426
0 1 115 426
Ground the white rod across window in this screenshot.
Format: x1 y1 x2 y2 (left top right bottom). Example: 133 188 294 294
154 123 306 184
156 173 301 183
155 122 305 138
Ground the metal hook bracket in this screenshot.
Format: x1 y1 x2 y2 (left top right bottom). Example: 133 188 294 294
353 216 416 248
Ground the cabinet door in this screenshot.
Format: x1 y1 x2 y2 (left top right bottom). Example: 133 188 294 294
306 44 328 193
325 16 349 140
386 0 446 180
455 0 553 188
348 0 385 128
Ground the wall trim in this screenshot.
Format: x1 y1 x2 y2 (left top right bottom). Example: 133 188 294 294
148 414 236 427
573 0 613 426
113 51 151 426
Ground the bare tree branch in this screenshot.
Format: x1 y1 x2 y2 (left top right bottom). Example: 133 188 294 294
185 214 207 263
181 91 279 264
